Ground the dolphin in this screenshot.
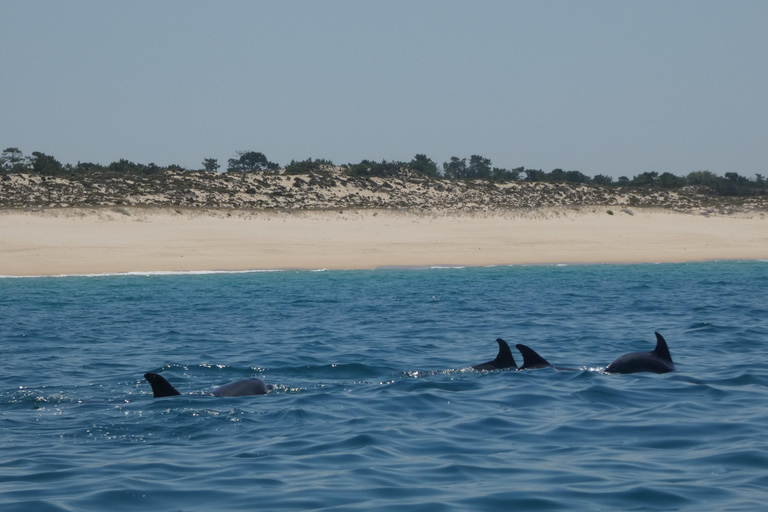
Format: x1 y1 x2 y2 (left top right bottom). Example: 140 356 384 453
472 338 518 371
144 372 272 397
604 332 675 374
515 344 579 371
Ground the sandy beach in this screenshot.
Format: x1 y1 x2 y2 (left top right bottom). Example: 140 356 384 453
1 207 765 276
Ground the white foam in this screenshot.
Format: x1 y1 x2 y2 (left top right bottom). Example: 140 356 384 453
0 269 288 279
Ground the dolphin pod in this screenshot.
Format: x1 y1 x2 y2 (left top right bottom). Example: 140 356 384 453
145 332 675 397
471 332 675 375
144 372 272 398
470 339 578 372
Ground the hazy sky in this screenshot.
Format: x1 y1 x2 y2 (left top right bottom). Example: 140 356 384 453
2 1 766 178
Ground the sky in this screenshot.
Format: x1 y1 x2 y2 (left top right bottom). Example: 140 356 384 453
1 0 766 178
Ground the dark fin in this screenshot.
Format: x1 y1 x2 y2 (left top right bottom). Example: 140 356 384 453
652 332 673 364
492 338 517 369
515 344 553 370
471 339 517 371
144 372 182 397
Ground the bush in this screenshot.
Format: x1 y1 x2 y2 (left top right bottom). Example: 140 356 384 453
284 158 334 175
345 160 407 178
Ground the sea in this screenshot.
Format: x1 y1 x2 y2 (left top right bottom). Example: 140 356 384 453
2 261 768 511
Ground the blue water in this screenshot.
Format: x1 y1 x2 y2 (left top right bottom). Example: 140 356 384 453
2 262 768 511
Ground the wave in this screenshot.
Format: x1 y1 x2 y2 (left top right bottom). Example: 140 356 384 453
0 269 288 279
3 258 767 280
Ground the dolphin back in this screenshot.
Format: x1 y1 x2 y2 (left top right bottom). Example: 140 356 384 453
605 332 675 374
210 378 270 397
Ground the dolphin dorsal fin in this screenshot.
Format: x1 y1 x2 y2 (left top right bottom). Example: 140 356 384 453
493 338 517 369
515 344 552 370
144 372 182 397
652 332 673 364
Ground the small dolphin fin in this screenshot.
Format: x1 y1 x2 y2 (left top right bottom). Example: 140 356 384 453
144 372 182 397
652 332 673 364
473 338 517 370
492 338 517 369
515 344 553 370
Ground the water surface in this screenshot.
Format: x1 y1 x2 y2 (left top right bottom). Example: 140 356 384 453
2 262 768 510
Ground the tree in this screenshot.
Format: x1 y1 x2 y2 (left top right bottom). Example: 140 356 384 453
724 172 747 183
467 155 492 180
684 170 765 196
75 161 100 173
442 157 467 179
631 171 659 187
144 163 162 174
109 158 143 174
491 167 520 181
202 158 220 173
756 174 766 192
345 159 406 178
592 174 614 186
227 151 279 173
657 172 685 188
547 168 567 182
511 167 525 179
524 169 547 182
408 154 439 178
29 152 64 175
717 172 752 196
564 170 589 183
1 147 29 172
685 170 719 187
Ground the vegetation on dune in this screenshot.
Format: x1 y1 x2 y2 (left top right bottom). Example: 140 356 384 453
284 158 335 175
1 146 766 198
226 151 280 173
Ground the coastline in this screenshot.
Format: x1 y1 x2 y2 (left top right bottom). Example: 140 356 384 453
1 206 766 277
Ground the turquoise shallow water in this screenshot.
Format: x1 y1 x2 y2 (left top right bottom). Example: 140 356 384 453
2 261 768 511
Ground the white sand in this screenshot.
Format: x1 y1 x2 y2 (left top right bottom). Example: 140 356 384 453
0 207 766 276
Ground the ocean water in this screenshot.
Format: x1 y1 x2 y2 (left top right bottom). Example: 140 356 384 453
2 261 768 511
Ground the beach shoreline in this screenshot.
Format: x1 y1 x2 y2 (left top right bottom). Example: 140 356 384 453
1 206 765 277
